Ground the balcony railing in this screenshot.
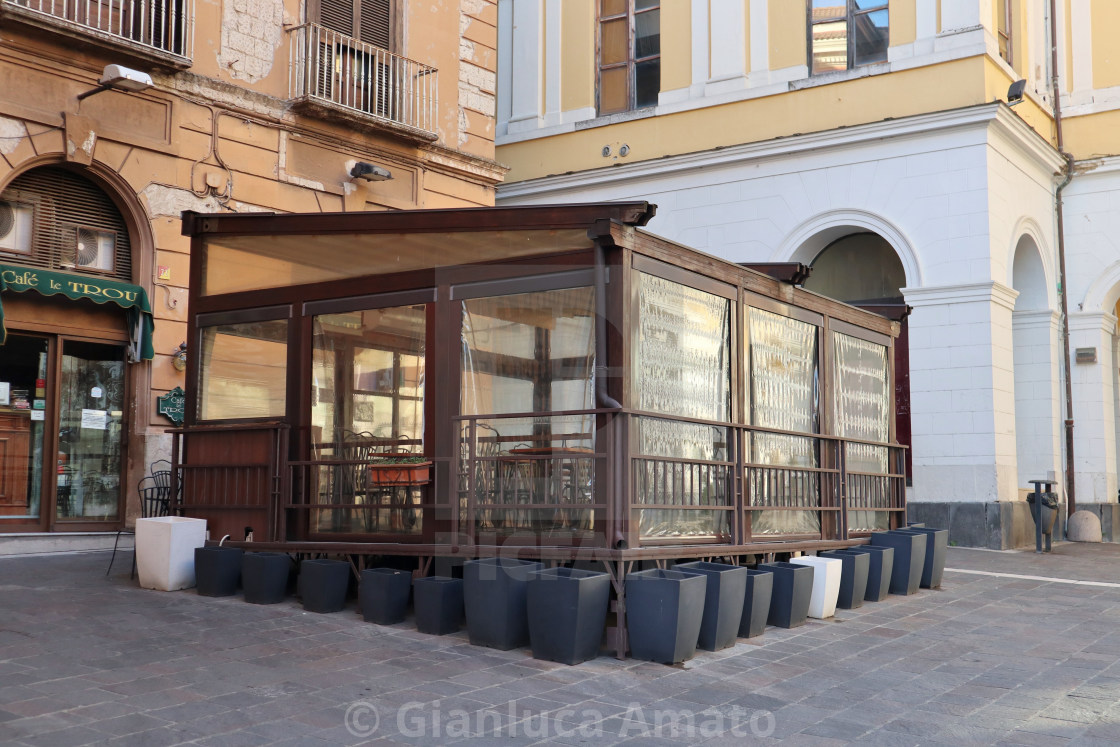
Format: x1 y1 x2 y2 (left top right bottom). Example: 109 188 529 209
1 0 193 63
288 22 438 140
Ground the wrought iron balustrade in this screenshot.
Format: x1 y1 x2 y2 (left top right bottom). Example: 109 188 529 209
1 0 192 60
288 22 438 139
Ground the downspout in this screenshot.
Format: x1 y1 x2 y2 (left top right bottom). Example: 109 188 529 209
593 235 621 411
1050 0 1077 516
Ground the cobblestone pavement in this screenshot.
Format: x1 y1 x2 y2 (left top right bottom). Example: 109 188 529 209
1 545 1120 746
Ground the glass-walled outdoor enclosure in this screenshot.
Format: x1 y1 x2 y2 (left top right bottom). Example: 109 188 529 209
177 204 904 552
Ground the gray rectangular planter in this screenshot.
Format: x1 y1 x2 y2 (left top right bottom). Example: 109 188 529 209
360 568 412 624
463 558 543 650
195 546 242 597
870 531 927 595
675 561 747 652
738 569 774 639
838 546 894 602
625 569 706 664
895 527 948 588
299 559 350 613
527 567 610 665
757 562 813 628
241 552 291 605
413 577 464 635
819 550 869 609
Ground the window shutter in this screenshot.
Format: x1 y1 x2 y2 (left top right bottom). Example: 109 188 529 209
319 0 354 35
359 0 391 48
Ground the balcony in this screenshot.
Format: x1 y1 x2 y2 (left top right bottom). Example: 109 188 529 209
288 23 438 142
0 0 193 68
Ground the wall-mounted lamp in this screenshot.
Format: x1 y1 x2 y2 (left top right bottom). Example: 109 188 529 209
1007 79 1027 107
171 342 187 372
77 64 154 102
350 162 393 182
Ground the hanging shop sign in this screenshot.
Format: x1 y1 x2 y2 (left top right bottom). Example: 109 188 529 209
157 386 186 425
0 264 154 361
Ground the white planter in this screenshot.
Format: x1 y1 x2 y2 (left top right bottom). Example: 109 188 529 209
789 556 842 619
135 517 207 591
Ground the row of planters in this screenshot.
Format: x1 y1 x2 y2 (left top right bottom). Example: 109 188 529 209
191 524 947 666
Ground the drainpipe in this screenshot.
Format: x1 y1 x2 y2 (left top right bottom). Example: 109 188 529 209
1050 0 1077 516
593 236 621 411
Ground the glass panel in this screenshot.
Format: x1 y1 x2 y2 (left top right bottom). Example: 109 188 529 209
200 229 593 296
198 320 288 420
634 9 659 58
853 9 888 66
636 417 728 462
635 0 658 10
636 509 729 541
811 0 846 20
0 334 47 521
600 0 626 17
56 341 125 521
854 0 888 10
310 304 427 536
832 331 891 531
634 272 730 422
599 67 629 114
812 20 848 73
634 58 660 108
600 18 628 65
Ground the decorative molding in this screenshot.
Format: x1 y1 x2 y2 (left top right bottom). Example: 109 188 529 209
1011 309 1061 331
902 281 1020 312
1069 311 1119 336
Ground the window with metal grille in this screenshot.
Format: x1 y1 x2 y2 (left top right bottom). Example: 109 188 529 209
0 167 132 282
597 0 660 116
809 0 888 75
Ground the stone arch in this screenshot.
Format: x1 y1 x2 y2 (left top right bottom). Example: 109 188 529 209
1082 262 1120 313
773 209 922 289
1007 216 1055 311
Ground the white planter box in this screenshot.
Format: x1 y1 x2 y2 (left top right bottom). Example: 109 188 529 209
789 556 842 619
135 517 207 591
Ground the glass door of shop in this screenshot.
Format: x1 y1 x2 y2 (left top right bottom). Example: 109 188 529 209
0 334 126 530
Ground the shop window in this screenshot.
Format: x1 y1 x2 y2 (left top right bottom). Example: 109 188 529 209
198 320 289 421
598 0 660 115
810 0 888 75
0 167 131 281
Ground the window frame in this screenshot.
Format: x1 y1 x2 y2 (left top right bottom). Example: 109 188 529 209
596 0 661 116
808 0 889 76
997 0 1013 67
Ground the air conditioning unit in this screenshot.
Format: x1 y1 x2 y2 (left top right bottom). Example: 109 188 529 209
74 227 116 272
0 200 33 254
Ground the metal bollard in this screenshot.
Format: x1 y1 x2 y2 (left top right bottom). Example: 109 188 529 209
1027 479 1058 553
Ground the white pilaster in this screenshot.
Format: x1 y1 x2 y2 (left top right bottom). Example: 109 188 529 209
903 281 1020 504
708 0 748 96
749 0 769 79
941 0 982 32
507 0 544 133
1068 311 1120 503
543 0 563 127
690 0 709 97
1069 0 1093 105
1012 310 1062 496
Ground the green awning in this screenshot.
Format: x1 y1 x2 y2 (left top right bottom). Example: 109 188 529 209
0 264 155 361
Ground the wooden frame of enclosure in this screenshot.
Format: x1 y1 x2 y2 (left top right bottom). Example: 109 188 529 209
176 202 905 657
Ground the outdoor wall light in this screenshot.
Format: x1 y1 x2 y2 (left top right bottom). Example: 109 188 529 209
1007 79 1027 107
350 162 393 182
172 342 187 372
77 64 154 101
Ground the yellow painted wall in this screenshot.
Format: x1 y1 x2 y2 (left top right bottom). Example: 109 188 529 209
660 0 692 93
1063 110 1120 159
1091 0 1120 89
500 57 989 182
769 0 806 71
561 0 596 111
891 0 917 48
982 58 1054 145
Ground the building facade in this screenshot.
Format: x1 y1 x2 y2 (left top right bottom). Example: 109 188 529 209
0 0 502 536
495 0 1120 546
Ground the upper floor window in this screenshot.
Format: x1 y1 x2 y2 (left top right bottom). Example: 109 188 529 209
997 0 1013 66
598 0 660 116
314 0 392 49
809 0 888 75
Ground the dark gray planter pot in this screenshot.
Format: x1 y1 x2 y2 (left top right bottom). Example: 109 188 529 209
675 561 747 652
527 567 610 665
300 559 350 613
757 562 813 628
894 528 947 589
738 569 774 639
195 546 242 597
625 568 706 664
360 568 412 624
463 558 543 650
838 546 894 602
819 550 869 609
870 531 927 595
241 552 291 604
413 577 464 635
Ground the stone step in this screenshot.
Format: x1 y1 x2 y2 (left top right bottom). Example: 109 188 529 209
0 532 130 556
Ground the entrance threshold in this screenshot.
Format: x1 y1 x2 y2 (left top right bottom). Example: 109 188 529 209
0 532 127 556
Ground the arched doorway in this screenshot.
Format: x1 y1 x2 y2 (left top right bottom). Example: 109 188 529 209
0 165 149 532
1010 234 1059 497
802 232 912 481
